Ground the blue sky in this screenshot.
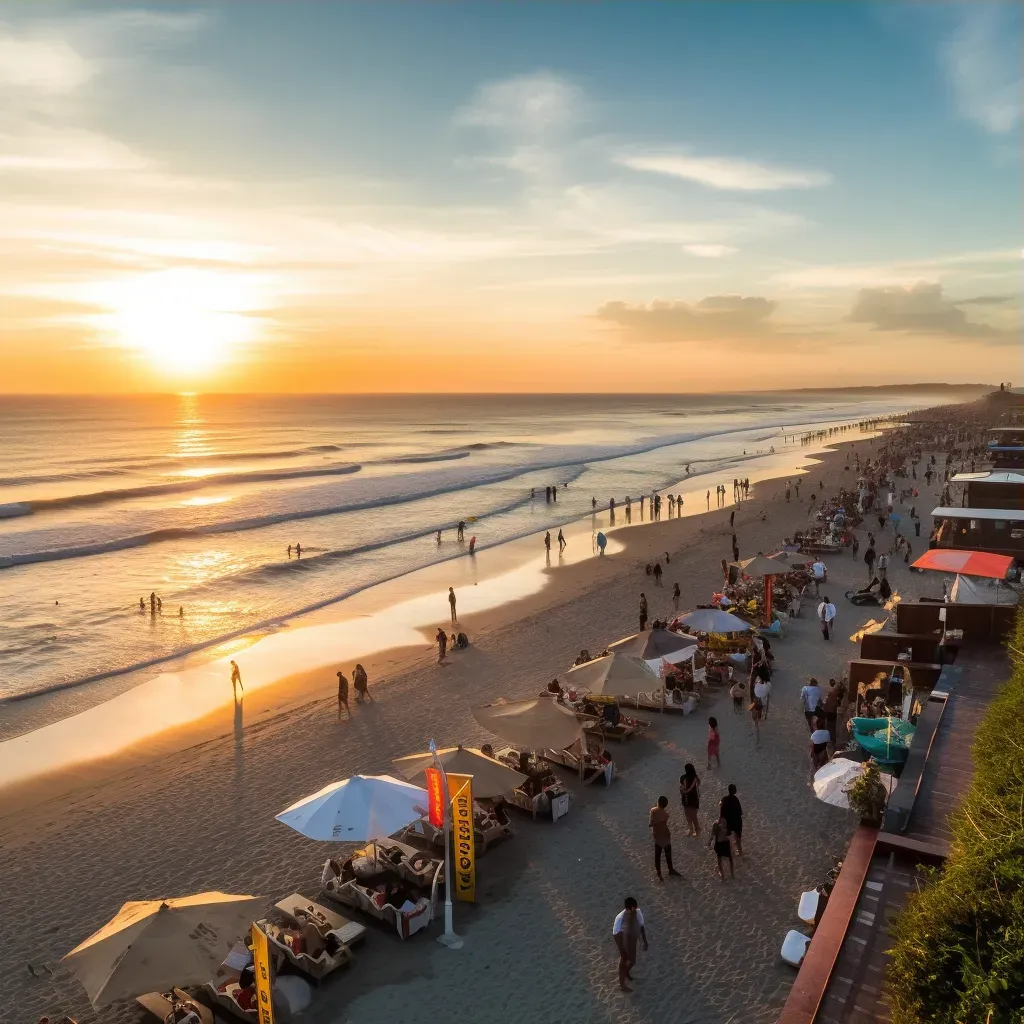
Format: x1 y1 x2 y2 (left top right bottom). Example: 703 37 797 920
0 1 1020 391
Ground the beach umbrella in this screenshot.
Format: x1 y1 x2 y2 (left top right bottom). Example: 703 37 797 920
608 628 699 669
63 892 265 1005
678 608 751 634
393 745 527 799
275 774 428 842
562 653 660 695
473 697 582 750
911 549 1014 579
812 759 896 810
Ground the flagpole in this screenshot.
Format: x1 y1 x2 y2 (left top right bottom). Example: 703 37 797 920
430 738 462 949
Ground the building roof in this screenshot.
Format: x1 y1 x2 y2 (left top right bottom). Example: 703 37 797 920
931 506 1024 521
951 471 1024 484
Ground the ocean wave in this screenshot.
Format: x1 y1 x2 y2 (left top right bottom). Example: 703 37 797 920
387 451 471 465
16 462 363 515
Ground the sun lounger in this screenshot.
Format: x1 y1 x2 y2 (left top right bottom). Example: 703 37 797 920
620 687 697 716
351 837 442 889
493 746 571 821
322 878 432 939
204 981 256 1022
136 988 213 1024
780 929 811 967
274 893 367 948
540 742 616 784
396 804 513 855
797 890 820 925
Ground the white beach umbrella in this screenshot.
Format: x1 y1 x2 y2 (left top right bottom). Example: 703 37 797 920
562 653 660 695
63 892 264 1005
812 759 896 809
678 608 751 633
275 774 429 842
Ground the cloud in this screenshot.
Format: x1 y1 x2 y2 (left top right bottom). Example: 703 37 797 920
0 24 93 93
942 4 1022 134
616 151 830 191
0 123 149 172
596 294 777 340
683 244 736 258
846 282 1011 338
456 72 584 135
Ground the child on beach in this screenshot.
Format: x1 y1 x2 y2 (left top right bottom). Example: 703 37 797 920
707 717 720 769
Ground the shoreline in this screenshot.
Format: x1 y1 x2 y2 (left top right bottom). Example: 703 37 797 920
0 419 886 812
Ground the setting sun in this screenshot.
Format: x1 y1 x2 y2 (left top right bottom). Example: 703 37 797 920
90 269 263 377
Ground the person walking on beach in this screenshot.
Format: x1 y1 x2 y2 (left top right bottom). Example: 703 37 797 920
864 543 876 581
754 674 771 721
706 489 711 509
436 627 448 664
336 671 350 717
557 528 566 553
652 561 663 586
230 660 243 697
707 716 721 769
457 521 465 541
818 595 836 640
448 587 457 623
287 545 292 558
672 582 680 612
800 677 823 731
139 597 145 612
720 784 743 856
749 688 764 746
639 593 648 631
729 508 735 528
650 796 681 881
730 679 745 713
710 813 735 881
544 531 551 555
612 897 648 992
822 678 839 743
679 763 701 836
295 543 301 558
353 664 371 702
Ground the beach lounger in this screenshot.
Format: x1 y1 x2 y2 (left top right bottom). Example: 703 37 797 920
205 981 256 1022
274 893 367 948
780 930 811 968
396 805 514 856
493 746 572 821
353 838 442 889
322 878 432 940
136 988 213 1024
797 890 820 925
540 743 616 784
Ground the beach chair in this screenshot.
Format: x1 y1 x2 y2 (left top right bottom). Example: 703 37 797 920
797 890 820 925
137 989 213 1024
781 930 811 968
323 878 433 940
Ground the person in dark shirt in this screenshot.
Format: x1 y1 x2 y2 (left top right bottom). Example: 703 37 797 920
719 783 743 856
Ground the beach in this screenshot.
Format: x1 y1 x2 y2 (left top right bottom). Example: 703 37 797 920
0 421 958 1024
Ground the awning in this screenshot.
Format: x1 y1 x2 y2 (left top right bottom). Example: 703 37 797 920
930 506 1024 522
911 549 1015 578
950 471 1024 484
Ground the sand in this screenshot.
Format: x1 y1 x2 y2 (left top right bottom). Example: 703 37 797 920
0 427 951 1024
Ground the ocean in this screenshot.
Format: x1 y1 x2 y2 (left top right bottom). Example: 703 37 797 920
0 390 944 733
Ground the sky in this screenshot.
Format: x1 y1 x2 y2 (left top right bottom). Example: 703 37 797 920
0 1 1021 393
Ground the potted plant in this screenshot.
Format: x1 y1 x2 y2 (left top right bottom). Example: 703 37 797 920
847 759 887 824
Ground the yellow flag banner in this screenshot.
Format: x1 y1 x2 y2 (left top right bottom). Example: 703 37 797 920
447 772 476 902
251 922 276 1024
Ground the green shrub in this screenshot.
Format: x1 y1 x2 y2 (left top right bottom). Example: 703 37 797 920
888 610 1024 1023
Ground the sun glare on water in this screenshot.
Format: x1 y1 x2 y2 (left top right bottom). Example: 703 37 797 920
93 269 263 377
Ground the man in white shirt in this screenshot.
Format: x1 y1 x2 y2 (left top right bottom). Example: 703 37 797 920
754 677 772 719
817 596 837 640
612 897 648 991
809 718 832 771
876 552 890 581
800 678 823 731
811 559 827 595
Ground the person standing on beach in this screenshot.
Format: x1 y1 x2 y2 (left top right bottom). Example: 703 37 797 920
720 784 743 856
230 660 243 697
800 677 823 731
353 664 370 702
557 528 566 553
679 763 701 836
448 587 457 623
612 898 647 992
544 531 551 555
729 509 735 528
672 582 680 612
706 489 711 509
639 593 648 631
817 596 836 640
707 716 721 769
336 671 350 717
650 796 681 881
864 544 877 581
822 679 839 743
436 627 448 664
652 562 663 586
710 813 735 881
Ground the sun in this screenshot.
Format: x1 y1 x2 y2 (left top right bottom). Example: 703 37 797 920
95 269 262 376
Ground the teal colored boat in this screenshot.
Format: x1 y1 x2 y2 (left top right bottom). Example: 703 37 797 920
851 717 915 766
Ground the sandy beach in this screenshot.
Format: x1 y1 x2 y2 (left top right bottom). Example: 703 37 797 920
1 424 953 1024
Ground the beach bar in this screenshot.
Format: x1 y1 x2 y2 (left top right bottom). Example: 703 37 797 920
950 470 1024 510
930 506 1024 559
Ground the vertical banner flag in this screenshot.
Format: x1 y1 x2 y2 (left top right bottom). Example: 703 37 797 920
447 773 476 902
425 767 445 828
250 922 276 1024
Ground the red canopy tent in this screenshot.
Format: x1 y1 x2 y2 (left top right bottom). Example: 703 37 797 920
910 549 1014 579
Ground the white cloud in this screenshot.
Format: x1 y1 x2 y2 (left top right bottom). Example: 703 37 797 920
683 244 737 258
942 5 1022 134
456 71 584 135
0 123 148 172
0 24 93 93
616 151 831 191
